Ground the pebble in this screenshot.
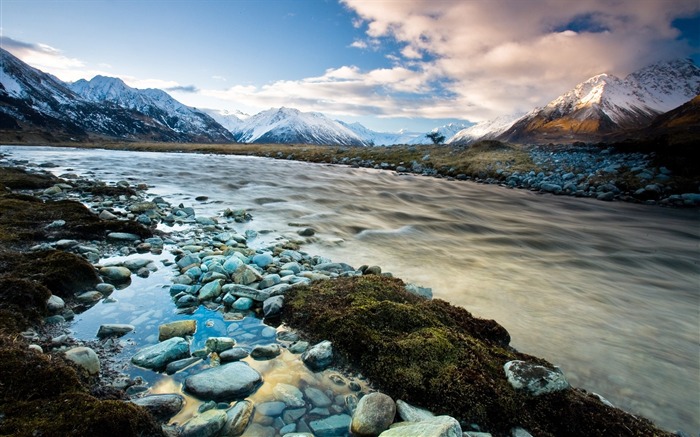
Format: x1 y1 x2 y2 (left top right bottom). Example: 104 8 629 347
96 323 134 338
250 344 281 360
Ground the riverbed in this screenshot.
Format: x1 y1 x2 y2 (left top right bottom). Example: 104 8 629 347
2 145 698 433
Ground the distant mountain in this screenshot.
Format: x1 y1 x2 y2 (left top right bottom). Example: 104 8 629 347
232 107 370 146
0 48 234 142
499 59 700 144
69 76 234 142
202 108 249 133
338 121 469 146
447 115 521 145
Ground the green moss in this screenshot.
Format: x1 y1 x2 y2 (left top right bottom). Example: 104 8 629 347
281 275 672 436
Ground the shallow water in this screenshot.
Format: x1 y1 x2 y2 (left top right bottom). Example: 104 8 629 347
2 145 698 433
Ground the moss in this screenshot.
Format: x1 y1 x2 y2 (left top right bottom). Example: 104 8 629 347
281 275 672 436
0 167 58 190
0 276 51 332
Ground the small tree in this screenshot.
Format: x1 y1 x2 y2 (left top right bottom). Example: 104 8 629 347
426 131 446 145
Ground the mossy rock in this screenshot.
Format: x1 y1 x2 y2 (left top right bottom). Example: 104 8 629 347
0 166 58 190
281 276 671 436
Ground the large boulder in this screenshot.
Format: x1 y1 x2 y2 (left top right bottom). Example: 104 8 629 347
184 362 263 402
351 392 396 436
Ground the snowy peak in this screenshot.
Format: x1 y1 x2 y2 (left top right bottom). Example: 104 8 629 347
448 114 521 145
233 107 370 146
202 108 249 132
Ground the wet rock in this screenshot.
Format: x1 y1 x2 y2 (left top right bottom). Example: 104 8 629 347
159 320 197 341
95 283 115 295
511 428 534 437
131 337 191 370
263 295 284 318
99 210 118 220
273 383 305 408
596 192 615 201
97 323 134 338
297 228 316 237
252 253 274 268
131 394 185 422
250 344 281 360
351 392 396 436
504 360 569 396
205 336 236 353
219 347 250 363
289 341 309 354
304 387 332 408
405 284 433 300
231 297 254 310
308 414 352 437
198 279 224 302
99 266 132 283
181 409 227 437
257 401 287 416
221 400 254 436
231 264 263 285
379 415 462 437
64 346 100 375
166 356 202 375
107 232 141 241
46 294 65 313
222 284 271 302
259 274 281 289
396 399 434 422
301 340 333 371
76 290 103 303
177 254 201 270
184 362 263 401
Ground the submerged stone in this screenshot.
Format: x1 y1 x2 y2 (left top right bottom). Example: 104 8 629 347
131 337 190 370
184 362 263 401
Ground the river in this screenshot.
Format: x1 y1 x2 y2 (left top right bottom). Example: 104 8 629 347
2 145 698 433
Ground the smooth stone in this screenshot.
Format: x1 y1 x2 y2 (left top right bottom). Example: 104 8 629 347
596 191 615 201
378 416 462 437
504 360 570 396
128 201 157 213
252 253 274 268
159 320 197 341
232 297 254 310
257 401 287 416
280 262 302 274
99 266 132 282
297 228 315 237
184 362 263 401
107 232 141 241
181 409 227 437
76 291 103 303
511 428 534 437
283 408 307 424
221 400 254 436
308 414 352 437
219 347 249 362
273 383 305 408
122 258 152 271
250 344 281 360
205 336 236 353
304 387 332 408
301 340 333 371
396 399 434 422
46 294 65 312
166 356 202 375
131 394 185 422
259 274 281 289
351 392 396 436
289 341 309 354
99 210 118 220
263 295 284 318
222 284 271 302
222 256 244 274
95 283 116 294
231 264 263 285
283 434 314 437
176 294 198 308
177 254 202 270
55 239 79 249
64 346 100 375
131 337 190 370
198 279 224 302
97 324 134 338
405 284 433 300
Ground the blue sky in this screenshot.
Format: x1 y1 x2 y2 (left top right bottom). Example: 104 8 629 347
2 0 699 132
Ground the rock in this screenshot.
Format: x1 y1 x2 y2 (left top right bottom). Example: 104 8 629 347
95 283 116 294
97 323 134 338
131 394 185 422
198 279 224 302
289 341 309 354
511 428 534 437
131 337 190 370
540 183 562 194
107 232 141 241
221 400 255 436
363 265 382 275
301 340 333 371
43 185 62 196
129 201 157 213
273 383 305 408
252 253 274 268
99 210 118 220
308 414 352 437
231 297 254 310
250 344 281 360
166 357 201 375
231 264 263 285
259 274 281 289
222 284 271 302
257 401 287 416
297 228 316 237
396 399 434 422
219 347 250 363
504 360 570 396
304 387 332 408
184 362 263 401
99 266 132 283
222 256 244 275
263 295 284 318
181 409 227 437
596 191 615 201
159 320 197 341
378 415 462 437
76 290 103 303
55 239 79 249
351 392 396 436
404 284 433 300
205 336 236 353
46 294 65 313
64 346 100 375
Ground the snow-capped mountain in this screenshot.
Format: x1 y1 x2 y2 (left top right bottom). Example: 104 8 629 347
338 121 469 145
499 58 700 143
448 114 522 145
202 108 250 133
70 76 234 142
232 107 370 146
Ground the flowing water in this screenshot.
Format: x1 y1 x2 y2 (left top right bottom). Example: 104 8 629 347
2 146 698 433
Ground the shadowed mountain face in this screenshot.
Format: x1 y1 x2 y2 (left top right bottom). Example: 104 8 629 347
0 48 234 143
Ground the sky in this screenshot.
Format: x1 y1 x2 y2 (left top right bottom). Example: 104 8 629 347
1 0 699 133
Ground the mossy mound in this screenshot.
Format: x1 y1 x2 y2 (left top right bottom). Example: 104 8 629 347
0 337 162 437
0 276 51 332
0 250 100 298
281 276 671 436
0 194 152 246
0 166 58 190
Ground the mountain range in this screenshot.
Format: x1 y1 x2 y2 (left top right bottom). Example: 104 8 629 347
0 46 698 146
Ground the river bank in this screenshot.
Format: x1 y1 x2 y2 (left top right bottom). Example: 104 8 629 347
0 148 694 436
